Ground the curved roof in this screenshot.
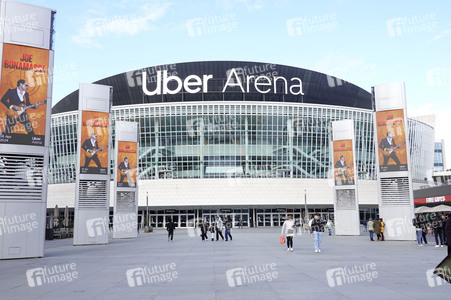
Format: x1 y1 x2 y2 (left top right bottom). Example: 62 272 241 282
52 61 373 114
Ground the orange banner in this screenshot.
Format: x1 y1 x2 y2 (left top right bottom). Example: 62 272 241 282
376 109 408 172
333 139 355 186
0 44 49 146
80 111 109 175
117 141 138 187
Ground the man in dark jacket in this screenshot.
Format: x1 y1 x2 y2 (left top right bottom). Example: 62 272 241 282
445 214 451 255
200 220 208 241
310 214 325 253
166 219 176 241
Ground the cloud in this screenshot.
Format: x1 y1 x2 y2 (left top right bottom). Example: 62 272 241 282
71 1 171 48
216 0 265 11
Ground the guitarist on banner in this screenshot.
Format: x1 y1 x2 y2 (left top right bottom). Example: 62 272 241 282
379 131 402 166
335 155 351 185
1 79 44 135
118 157 133 183
82 133 104 168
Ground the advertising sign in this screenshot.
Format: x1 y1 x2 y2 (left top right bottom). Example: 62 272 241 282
79 111 109 174
117 141 137 187
333 139 355 186
375 109 408 172
0 43 49 146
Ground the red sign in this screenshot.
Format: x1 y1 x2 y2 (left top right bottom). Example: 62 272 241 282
414 195 451 205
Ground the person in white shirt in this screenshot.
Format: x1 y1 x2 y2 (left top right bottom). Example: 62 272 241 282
281 216 296 252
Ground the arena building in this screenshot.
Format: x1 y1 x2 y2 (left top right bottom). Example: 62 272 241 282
47 61 434 228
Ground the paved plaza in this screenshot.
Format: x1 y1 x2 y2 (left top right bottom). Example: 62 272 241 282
1 227 449 299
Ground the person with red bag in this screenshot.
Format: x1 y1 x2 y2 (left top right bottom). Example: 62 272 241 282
281 215 296 252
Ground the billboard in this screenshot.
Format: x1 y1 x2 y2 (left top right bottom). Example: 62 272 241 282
333 139 355 186
0 43 49 146
117 141 137 187
376 109 408 172
79 111 109 174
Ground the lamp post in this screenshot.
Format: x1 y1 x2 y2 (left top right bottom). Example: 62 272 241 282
146 192 149 227
304 188 308 224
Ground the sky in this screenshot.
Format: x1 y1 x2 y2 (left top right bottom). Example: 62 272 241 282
22 0 451 167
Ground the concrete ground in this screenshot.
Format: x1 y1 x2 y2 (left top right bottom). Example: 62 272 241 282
0 227 449 300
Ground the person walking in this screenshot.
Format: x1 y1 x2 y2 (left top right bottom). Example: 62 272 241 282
445 213 451 255
209 224 215 241
441 214 447 245
432 214 444 248
224 217 233 241
310 214 325 253
367 218 374 241
373 218 382 241
325 219 333 236
215 217 224 241
281 216 296 252
239 218 243 229
380 218 385 241
166 219 176 241
418 214 428 245
413 216 424 246
363 220 368 232
200 220 208 241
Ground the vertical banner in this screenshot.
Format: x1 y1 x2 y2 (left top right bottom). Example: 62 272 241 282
332 120 359 236
0 44 49 146
117 141 138 188
79 111 109 175
375 109 408 172
373 82 415 241
333 139 355 186
113 121 139 239
74 83 112 246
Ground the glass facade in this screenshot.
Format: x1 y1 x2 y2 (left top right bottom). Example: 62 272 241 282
51 102 379 184
434 141 445 171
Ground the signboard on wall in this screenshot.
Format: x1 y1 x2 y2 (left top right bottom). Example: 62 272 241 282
333 139 355 186
79 111 109 175
0 43 49 146
375 109 408 172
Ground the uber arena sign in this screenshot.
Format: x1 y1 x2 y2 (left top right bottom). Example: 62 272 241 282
142 68 304 96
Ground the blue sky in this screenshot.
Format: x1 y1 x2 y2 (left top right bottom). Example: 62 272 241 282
24 0 451 164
